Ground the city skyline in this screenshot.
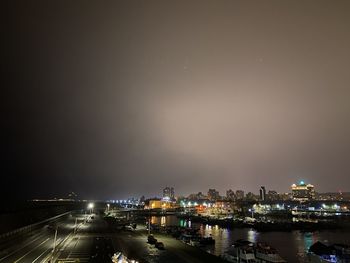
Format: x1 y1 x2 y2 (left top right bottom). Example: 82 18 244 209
5 0 350 200
38 181 350 201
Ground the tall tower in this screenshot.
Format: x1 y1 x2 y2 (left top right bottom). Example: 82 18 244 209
259 186 266 201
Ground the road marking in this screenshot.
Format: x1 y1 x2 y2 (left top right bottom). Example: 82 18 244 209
0 235 45 262
41 230 77 262
13 238 50 263
31 247 51 263
0 214 79 262
67 236 80 258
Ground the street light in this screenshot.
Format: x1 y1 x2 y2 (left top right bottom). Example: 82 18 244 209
88 202 94 214
248 208 254 218
50 227 58 261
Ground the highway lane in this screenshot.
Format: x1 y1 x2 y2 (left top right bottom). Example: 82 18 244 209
0 213 85 263
54 213 111 262
0 228 50 261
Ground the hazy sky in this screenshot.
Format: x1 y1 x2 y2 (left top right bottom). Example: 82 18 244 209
5 0 350 199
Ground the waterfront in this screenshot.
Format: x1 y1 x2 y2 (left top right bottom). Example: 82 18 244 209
151 215 350 262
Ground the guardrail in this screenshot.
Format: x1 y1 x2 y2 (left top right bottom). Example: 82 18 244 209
0 211 73 241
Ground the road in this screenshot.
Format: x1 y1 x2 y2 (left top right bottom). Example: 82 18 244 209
0 212 226 263
0 212 85 263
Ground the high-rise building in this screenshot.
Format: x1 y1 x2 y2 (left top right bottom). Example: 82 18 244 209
163 186 175 200
226 189 236 201
236 190 245 200
267 190 278 201
259 186 266 201
188 192 206 200
291 181 315 201
207 189 220 201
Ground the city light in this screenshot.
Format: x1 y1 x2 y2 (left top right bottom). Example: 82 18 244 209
6 1 350 263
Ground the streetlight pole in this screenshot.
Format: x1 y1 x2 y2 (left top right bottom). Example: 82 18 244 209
53 228 57 251
51 228 58 261
74 218 78 234
148 208 151 235
88 203 94 214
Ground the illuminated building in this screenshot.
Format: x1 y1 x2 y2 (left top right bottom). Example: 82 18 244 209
148 200 161 209
215 200 231 209
147 199 173 209
291 181 315 201
213 200 232 215
163 186 175 200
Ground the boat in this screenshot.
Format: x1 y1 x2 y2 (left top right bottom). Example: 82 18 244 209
222 239 256 263
199 236 215 245
307 241 350 263
255 242 286 263
179 233 193 244
112 252 139 263
189 237 201 247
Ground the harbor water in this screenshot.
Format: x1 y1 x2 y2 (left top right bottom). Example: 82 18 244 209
150 215 350 262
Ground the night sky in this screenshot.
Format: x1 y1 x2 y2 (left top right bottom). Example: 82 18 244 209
4 1 350 200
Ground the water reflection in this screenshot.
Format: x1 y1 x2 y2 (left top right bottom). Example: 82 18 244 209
247 229 258 243
161 216 166 227
179 219 185 227
303 232 314 251
149 215 350 262
151 216 157 225
179 219 191 227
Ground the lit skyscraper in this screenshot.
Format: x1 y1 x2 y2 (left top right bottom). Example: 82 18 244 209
291 181 315 201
